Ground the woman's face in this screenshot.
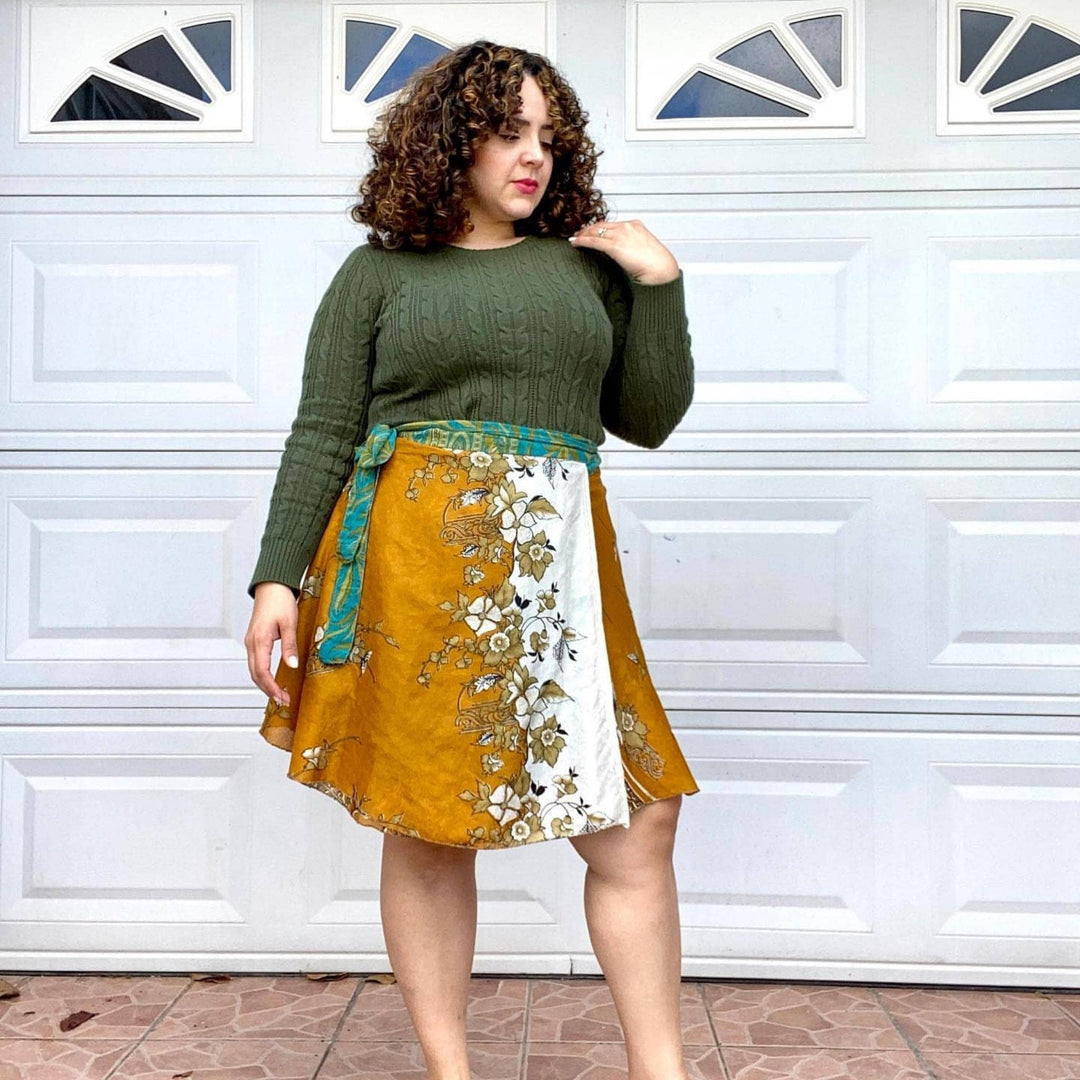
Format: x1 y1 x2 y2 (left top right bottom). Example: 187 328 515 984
460 74 555 239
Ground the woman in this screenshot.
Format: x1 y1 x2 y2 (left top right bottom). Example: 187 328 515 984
244 39 698 1080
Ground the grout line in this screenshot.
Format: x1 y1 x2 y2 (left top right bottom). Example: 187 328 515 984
102 975 196 1080
697 981 732 1080
519 977 532 1080
1038 989 1080 1035
868 986 940 1080
311 975 366 1078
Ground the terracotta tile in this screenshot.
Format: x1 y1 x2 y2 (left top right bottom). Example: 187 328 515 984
524 1041 724 1080
682 985 717 1045
0 974 187 1040
524 1040 628 1080
680 1042 727 1079
700 981 908 1049
923 1051 1080 1078
318 1039 521 1078
528 978 711 1045
877 987 1080 1054
109 1037 327 1078
721 1045 929 1078
0 1038 133 1080
1046 993 1080 1028
148 974 357 1040
339 976 526 1042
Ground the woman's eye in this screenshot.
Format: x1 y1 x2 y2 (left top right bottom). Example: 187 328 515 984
501 133 554 151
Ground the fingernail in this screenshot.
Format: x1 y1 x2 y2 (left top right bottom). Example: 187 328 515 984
286 655 298 668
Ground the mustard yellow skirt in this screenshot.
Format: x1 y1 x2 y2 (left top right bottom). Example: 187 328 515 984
260 419 699 849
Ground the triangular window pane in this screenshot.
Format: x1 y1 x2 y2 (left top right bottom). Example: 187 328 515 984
111 34 209 102
181 19 232 92
789 14 843 87
52 74 200 121
365 33 448 102
717 29 820 99
345 19 395 92
994 71 1080 110
959 9 1012 83
659 71 809 119
982 22 1080 94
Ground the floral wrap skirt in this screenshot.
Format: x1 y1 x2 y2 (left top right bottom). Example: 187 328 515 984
259 418 699 849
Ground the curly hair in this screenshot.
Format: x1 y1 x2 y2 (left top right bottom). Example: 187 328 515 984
349 40 608 251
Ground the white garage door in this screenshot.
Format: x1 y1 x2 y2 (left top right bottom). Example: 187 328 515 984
2 0 1080 987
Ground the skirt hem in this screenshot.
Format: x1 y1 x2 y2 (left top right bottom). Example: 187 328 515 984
258 425 701 848
261 727 700 850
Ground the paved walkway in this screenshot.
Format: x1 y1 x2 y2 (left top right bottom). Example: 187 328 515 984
1 973 1078 1078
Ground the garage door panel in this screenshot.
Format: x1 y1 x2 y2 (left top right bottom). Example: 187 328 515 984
0 461 262 684
671 723 1080 973
600 461 1080 698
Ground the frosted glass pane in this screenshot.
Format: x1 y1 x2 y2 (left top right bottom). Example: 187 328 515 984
181 19 233 92
52 75 200 121
717 29 820 99
959 9 1012 83
982 23 1080 94
366 33 448 102
111 34 209 103
345 19 395 93
789 14 843 87
659 71 810 118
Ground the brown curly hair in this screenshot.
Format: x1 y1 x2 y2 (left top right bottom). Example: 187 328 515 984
349 40 608 251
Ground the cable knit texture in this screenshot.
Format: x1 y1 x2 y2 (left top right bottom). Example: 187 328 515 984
249 234 694 598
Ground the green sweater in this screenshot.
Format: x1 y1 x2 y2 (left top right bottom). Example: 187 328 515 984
248 234 694 599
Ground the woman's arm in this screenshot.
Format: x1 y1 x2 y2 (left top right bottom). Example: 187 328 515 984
598 259 695 449
247 244 381 599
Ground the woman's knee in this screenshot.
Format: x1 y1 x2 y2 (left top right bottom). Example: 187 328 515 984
568 794 682 877
382 831 479 875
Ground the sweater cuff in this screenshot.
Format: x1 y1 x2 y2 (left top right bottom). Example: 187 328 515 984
247 543 305 600
627 268 686 335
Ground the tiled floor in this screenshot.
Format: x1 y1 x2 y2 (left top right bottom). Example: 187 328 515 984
1 973 1079 1079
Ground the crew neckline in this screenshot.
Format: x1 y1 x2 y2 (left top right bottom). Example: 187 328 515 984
444 235 532 252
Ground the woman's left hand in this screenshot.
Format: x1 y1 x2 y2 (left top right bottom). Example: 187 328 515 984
569 218 680 285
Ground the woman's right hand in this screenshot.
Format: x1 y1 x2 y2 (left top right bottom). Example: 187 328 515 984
246 581 299 707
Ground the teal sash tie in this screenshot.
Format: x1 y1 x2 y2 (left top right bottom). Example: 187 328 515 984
317 419 601 666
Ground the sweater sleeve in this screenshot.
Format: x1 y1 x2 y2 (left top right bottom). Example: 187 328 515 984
597 256 695 449
247 244 380 600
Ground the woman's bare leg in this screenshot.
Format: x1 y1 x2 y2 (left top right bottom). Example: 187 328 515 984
380 832 479 1080
568 795 690 1080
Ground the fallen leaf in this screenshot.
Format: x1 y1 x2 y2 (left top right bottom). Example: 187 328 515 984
59 1010 97 1032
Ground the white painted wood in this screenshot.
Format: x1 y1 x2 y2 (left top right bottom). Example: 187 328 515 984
1 0 1079 985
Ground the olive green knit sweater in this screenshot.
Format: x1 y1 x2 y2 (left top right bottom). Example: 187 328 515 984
248 234 694 599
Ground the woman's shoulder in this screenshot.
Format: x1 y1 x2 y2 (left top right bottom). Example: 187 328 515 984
331 240 395 297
